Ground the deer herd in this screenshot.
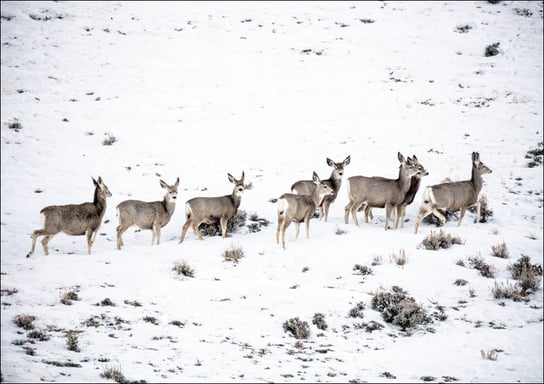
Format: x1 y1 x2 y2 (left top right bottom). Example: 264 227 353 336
26 152 492 256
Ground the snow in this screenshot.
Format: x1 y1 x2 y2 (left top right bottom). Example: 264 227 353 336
1 1 543 382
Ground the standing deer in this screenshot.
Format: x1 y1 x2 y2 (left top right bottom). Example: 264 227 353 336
414 152 492 234
276 171 333 250
179 172 245 243
291 155 350 222
26 176 112 257
364 155 429 228
116 177 180 250
344 152 420 230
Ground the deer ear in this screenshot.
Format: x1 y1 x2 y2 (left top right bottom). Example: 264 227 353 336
228 173 235 184
312 171 320 183
326 158 334 167
412 155 418 162
175 177 180 187
397 152 405 163
344 155 351 166
240 171 245 182
160 180 168 189
472 152 480 162
92 177 98 186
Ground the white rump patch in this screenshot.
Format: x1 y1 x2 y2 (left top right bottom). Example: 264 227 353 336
277 198 289 215
185 202 193 218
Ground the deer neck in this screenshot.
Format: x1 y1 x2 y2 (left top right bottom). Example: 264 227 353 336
471 165 484 195
230 190 243 210
93 187 107 213
162 196 176 215
329 170 342 191
397 166 412 193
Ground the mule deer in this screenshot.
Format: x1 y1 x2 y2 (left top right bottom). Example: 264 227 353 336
179 172 245 243
364 155 429 228
276 171 333 249
116 178 179 249
414 152 492 234
291 155 350 222
344 152 420 230
26 176 112 257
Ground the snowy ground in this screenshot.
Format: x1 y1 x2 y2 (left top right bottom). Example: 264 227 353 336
1 1 543 383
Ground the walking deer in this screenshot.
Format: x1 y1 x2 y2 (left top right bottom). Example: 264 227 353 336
414 152 492 234
344 152 421 230
291 155 350 222
116 177 180 250
26 176 112 257
364 155 429 228
179 172 245 243
277 171 333 249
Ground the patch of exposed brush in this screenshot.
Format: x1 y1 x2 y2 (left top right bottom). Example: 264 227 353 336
526 142 543 168
491 241 509 258
223 243 244 264
101 365 127 383
355 320 384 333
422 209 457 226
370 286 430 331
467 255 496 278
172 259 195 278
485 42 500 57
390 248 407 266
246 212 271 233
312 313 328 331
348 302 366 319
198 210 247 236
508 255 542 295
353 264 373 276
14 314 36 330
283 317 310 339
419 230 464 250
60 288 79 305
65 330 80 352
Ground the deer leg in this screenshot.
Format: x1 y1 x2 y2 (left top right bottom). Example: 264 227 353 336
351 202 361 226
220 217 228 239
192 223 204 241
323 200 330 222
385 203 392 231
153 223 161 245
344 201 352 224
41 234 55 256
294 222 301 241
305 215 311 238
282 221 290 250
398 205 406 228
116 225 127 250
415 207 433 234
179 220 191 243
85 229 94 255
474 201 481 223
458 207 467 226
28 229 46 257
276 218 282 244
431 208 447 224
394 206 402 229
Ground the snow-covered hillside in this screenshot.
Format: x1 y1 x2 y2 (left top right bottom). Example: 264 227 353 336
1 1 542 382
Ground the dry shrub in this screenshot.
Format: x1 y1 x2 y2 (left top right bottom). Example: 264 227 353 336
65 330 80 352
283 317 310 339
468 255 495 278
101 365 127 383
353 264 373 276
391 248 407 266
370 286 429 331
199 210 247 236
223 244 244 263
508 256 542 295
420 230 464 250
312 313 328 331
348 302 365 319
172 259 195 278
491 242 509 258
60 289 79 305
14 314 36 330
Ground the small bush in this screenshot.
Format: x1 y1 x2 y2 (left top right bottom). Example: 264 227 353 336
312 313 328 330
169 320 185 328
454 279 468 286
223 244 244 263
469 194 493 223
246 212 270 233
420 230 464 250
283 317 310 339
102 132 117 146
335 226 348 235
124 299 142 307
371 286 429 331
361 321 384 333
60 289 79 305
172 260 195 278
65 330 80 352
491 242 509 258
27 330 50 341
100 298 115 306
526 142 543 168
371 255 383 266
422 209 456 226
7 117 22 130
485 42 500 57
508 256 542 295
348 302 366 319
353 264 373 276
468 255 495 278
101 365 127 384
481 349 498 361
391 248 407 266
143 316 159 325
14 314 36 330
